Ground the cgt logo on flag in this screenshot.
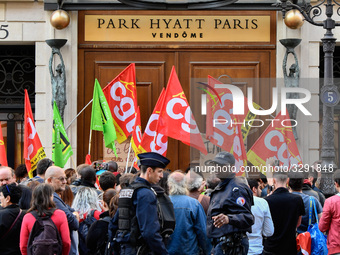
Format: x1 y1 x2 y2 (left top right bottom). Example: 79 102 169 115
202 83 312 127
103 63 137 144
157 66 207 155
140 88 168 156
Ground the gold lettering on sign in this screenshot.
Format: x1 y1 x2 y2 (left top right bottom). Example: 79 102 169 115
85 15 270 42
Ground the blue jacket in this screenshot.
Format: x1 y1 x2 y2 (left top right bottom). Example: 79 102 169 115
53 192 79 255
207 175 254 238
110 177 168 255
166 195 211 255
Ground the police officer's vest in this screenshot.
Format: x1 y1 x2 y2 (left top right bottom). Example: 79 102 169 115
117 183 175 246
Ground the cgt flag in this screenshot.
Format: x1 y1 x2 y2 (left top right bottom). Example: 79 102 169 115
24 90 46 178
52 101 73 168
0 121 7 166
206 75 259 142
157 66 207 155
131 106 143 156
140 88 168 156
103 63 137 144
205 76 247 173
91 79 118 156
247 111 303 169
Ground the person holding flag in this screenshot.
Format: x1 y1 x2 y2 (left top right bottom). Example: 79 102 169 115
53 101 73 168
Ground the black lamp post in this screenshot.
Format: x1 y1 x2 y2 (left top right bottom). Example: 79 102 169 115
275 0 340 196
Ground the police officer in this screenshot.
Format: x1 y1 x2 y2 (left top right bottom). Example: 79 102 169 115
206 152 254 255
110 152 170 255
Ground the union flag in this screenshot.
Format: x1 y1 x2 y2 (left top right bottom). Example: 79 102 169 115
24 90 46 178
157 66 207 155
103 64 137 143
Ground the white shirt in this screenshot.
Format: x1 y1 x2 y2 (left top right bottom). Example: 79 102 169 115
247 196 274 255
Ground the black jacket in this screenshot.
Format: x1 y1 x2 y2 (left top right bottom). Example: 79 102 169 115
207 174 254 238
302 183 325 207
86 211 111 255
0 204 25 255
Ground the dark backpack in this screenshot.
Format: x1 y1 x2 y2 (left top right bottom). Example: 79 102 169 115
27 209 63 255
119 183 175 240
94 216 111 255
155 190 176 239
78 210 97 255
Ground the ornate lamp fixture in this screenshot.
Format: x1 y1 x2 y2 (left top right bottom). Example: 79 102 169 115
275 0 340 196
50 0 70 30
284 9 304 29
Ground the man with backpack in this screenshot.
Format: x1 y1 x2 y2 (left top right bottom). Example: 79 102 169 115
110 152 171 255
45 166 79 255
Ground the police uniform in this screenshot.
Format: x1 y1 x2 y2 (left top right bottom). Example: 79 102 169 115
110 152 170 255
206 152 254 255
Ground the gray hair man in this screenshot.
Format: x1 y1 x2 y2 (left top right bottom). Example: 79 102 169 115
166 171 211 255
186 169 210 214
0 166 15 186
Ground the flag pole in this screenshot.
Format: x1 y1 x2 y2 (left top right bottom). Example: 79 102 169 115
65 99 93 131
129 156 136 173
88 129 93 156
70 155 76 169
125 139 132 173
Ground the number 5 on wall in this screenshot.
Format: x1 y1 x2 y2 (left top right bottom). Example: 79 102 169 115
0 25 9 39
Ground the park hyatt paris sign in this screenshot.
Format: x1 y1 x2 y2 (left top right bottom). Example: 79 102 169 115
84 15 270 42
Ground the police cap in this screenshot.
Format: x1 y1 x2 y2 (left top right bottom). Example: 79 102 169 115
137 152 170 168
206 151 235 166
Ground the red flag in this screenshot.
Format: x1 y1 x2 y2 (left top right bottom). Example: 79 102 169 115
157 66 207 155
103 64 137 144
232 123 248 175
205 76 247 173
140 88 168 156
85 154 92 165
131 106 142 155
24 90 46 178
247 111 302 168
0 121 8 166
206 75 259 142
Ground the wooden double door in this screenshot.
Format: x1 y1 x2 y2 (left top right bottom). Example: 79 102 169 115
77 49 276 171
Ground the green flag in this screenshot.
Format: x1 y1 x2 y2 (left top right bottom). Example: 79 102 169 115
91 79 118 156
52 101 73 167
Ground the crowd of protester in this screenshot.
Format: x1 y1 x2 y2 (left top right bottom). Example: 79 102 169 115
0 154 340 255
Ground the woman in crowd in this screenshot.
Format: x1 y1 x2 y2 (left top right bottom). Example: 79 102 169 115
61 184 74 207
72 187 102 222
86 188 118 255
0 183 25 255
72 187 102 255
65 168 77 185
19 183 70 255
